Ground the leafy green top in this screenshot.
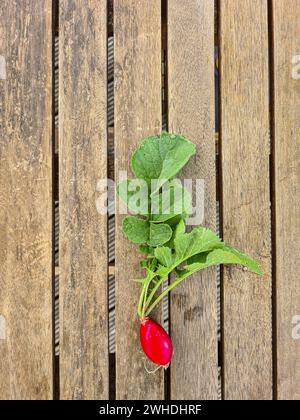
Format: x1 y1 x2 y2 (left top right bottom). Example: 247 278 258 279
131 132 196 194
117 132 262 318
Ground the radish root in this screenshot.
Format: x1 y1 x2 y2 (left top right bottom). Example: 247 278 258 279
143 361 163 374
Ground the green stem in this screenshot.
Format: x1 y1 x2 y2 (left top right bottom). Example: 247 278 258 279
145 271 192 316
139 258 158 318
138 282 147 318
144 273 170 312
143 255 194 313
141 277 152 317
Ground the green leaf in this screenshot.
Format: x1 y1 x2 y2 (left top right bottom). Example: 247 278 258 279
148 223 172 247
155 264 171 278
117 179 149 215
151 180 192 223
174 218 186 237
222 246 262 275
145 246 262 316
165 214 186 228
174 227 223 262
170 218 186 248
122 216 149 244
185 246 262 275
154 247 174 268
140 260 148 269
163 218 186 250
138 245 153 255
131 132 196 194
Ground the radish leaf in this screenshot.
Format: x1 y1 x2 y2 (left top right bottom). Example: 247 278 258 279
122 216 149 244
131 132 196 194
185 246 262 275
148 223 172 247
118 132 262 319
117 179 149 215
165 218 186 249
174 227 223 261
139 245 153 255
154 247 174 268
150 180 192 223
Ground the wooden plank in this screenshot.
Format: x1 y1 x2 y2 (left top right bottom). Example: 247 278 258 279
168 0 218 399
220 0 272 399
59 1 108 400
0 1 53 399
114 0 163 400
273 0 300 400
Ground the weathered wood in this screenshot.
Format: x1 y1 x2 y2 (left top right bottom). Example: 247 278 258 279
220 0 272 399
114 0 163 400
168 0 218 399
273 0 300 400
59 1 108 400
0 1 53 399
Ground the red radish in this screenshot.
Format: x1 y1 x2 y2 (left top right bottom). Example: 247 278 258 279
140 317 173 367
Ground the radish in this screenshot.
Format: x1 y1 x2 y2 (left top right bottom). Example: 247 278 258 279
117 132 262 372
140 317 173 367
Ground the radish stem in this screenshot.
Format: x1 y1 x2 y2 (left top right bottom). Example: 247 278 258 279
139 259 157 317
145 270 193 316
138 283 147 318
144 274 168 312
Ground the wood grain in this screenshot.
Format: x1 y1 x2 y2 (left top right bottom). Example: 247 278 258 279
114 0 163 400
59 1 108 400
273 0 300 400
0 1 53 399
168 0 218 400
220 0 272 399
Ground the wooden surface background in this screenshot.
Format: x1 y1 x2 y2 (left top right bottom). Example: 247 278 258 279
220 0 272 400
168 0 218 400
59 0 108 400
0 0 299 400
0 0 53 399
